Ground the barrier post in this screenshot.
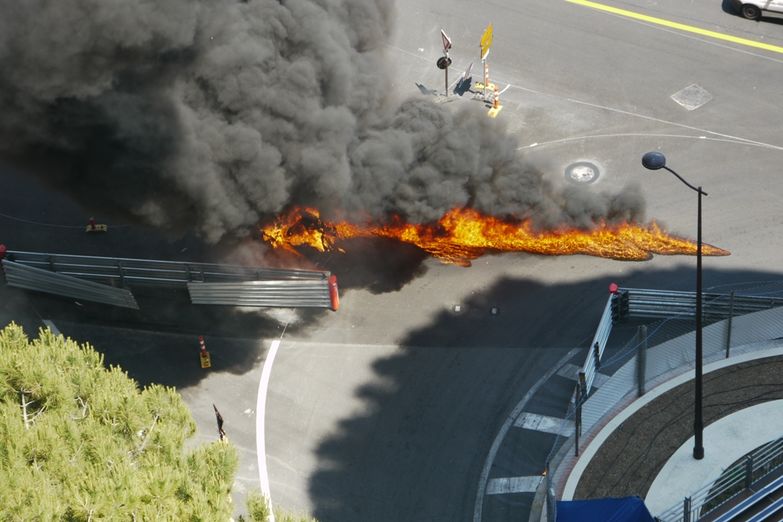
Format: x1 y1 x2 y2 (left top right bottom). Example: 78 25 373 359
199 336 211 369
592 342 601 370
637 325 647 397
725 291 735 358
745 455 754 489
574 383 582 457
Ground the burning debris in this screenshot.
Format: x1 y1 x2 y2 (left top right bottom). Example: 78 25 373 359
261 207 730 265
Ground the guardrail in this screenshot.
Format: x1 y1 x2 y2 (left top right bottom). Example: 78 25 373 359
618 288 783 322
577 288 783 396
578 295 614 394
657 437 783 522
188 280 334 309
1 250 336 310
3 250 328 286
2 260 139 309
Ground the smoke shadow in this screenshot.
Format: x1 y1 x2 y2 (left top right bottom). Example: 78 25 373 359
306 265 783 522
0 283 326 389
294 237 430 294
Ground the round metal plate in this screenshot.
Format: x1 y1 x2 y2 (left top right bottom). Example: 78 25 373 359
565 161 600 184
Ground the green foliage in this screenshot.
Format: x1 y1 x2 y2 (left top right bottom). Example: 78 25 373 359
238 491 319 522
243 491 271 522
0 323 237 520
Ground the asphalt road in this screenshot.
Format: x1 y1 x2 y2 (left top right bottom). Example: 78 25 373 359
264 1 783 521
1 1 782 522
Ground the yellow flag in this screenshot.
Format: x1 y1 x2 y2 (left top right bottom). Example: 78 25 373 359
480 23 493 58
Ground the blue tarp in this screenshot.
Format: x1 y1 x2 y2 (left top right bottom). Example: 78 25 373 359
556 496 655 522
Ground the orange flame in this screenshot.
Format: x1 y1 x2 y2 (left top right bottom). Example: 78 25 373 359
260 207 729 266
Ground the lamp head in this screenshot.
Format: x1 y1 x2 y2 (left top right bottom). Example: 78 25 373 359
642 151 667 170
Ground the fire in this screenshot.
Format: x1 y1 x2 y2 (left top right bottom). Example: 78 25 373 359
260 207 729 266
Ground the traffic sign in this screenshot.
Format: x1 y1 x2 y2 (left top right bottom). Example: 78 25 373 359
480 23 493 59
441 29 452 51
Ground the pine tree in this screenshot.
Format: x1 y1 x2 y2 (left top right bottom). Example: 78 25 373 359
0 323 237 520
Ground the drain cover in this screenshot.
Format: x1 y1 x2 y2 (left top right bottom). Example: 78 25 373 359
671 83 712 111
565 161 600 184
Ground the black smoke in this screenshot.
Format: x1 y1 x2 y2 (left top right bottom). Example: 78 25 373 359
0 0 643 243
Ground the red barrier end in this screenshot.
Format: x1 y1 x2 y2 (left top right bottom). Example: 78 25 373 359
328 274 340 312
0 244 5 260
608 282 619 294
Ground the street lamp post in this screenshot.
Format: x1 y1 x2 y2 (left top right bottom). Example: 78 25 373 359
642 151 707 460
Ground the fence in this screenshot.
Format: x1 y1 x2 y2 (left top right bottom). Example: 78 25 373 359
2 250 328 286
2 260 139 309
1 249 336 310
543 280 783 522
657 437 783 521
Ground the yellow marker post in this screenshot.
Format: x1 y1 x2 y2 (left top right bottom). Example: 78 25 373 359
200 350 211 369
487 105 503 118
478 24 494 101
566 0 783 55
198 335 211 369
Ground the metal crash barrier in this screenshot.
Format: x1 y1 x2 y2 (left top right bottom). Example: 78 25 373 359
2 260 139 309
0 249 337 310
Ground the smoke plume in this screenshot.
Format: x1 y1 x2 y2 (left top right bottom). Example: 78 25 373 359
0 0 643 242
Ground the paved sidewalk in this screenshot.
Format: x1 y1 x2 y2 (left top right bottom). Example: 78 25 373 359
559 349 783 518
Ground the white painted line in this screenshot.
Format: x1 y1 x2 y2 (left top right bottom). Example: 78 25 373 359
486 476 544 495
42 320 60 336
256 339 281 522
473 348 580 522
515 412 574 437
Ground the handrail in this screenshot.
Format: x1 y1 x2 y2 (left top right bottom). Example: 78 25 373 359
578 295 614 393
657 437 783 521
713 474 783 522
746 495 783 522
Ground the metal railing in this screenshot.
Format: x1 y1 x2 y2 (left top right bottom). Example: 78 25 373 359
2 260 139 309
576 287 783 397
657 437 783 522
619 289 783 322
3 250 328 287
542 282 783 522
188 280 333 309
1 250 336 310
578 295 614 393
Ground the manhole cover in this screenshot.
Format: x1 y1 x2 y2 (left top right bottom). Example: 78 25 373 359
671 83 713 111
565 161 600 184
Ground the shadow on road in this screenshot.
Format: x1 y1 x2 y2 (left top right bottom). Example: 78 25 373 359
306 265 783 522
0 283 329 389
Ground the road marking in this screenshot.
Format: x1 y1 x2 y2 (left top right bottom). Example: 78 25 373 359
518 133 783 152
515 412 575 437
256 339 281 522
566 0 783 55
473 348 580 522
42 319 61 336
486 476 544 495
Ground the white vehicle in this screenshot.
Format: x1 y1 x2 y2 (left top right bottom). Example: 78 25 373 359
731 0 783 19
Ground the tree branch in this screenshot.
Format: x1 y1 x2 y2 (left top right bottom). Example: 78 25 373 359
130 414 160 459
70 396 88 421
20 391 31 430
